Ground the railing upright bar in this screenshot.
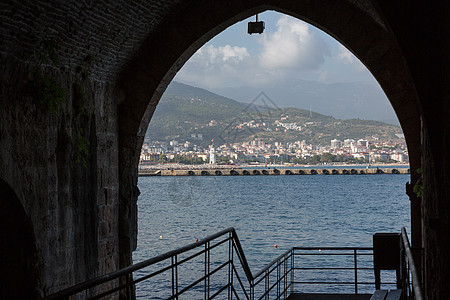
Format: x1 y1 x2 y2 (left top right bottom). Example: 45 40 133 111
229 232 233 300
231 235 234 300
265 270 269 300
284 256 287 300
354 249 358 294
250 275 254 300
277 260 280 298
231 230 254 282
171 256 175 299
205 241 209 300
176 255 179 300
291 250 294 295
208 241 211 299
401 228 425 300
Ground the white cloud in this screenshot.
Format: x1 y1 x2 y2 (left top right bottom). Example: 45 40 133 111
187 45 250 70
259 16 330 70
176 44 266 88
337 45 355 64
336 44 367 73
194 44 250 64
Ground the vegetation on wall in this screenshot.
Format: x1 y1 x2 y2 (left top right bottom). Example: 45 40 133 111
413 168 424 197
31 40 95 168
31 39 66 115
72 131 90 167
71 55 95 168
33 73 66 114
76 54 95 80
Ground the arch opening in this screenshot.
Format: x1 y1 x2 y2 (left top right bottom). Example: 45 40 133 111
131 8 416 297
0 178 38 299
117 1 422 283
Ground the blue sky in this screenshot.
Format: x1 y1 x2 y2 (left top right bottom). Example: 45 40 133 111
174 11 378 89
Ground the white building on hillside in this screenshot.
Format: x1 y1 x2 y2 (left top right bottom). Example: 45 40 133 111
331 139 342 149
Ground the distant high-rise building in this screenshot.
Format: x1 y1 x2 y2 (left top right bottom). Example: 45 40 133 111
344 139 355 147
331 139 342 149
357 139 369 147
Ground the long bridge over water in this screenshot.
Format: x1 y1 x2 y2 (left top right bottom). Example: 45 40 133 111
139 167 410 176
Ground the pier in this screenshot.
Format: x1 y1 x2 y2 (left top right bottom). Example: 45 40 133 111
139 167 409 176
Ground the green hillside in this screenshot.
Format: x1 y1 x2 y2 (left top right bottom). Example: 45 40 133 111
146 82 403 146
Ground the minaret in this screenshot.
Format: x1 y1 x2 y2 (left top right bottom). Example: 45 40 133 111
209 139 216 164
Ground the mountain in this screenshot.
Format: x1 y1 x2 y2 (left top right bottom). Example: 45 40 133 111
164 81 247 109
146 81 403 146
211 79 399 125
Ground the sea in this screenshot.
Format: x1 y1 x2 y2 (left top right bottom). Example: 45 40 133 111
133 173 411 298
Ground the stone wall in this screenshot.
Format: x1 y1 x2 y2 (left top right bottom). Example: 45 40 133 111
375 2 450 297
1 1 181 82
1 0 181 296
0 62 120 296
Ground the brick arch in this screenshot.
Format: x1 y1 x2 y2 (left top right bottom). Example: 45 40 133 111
116 0 422 267
0 178 38 299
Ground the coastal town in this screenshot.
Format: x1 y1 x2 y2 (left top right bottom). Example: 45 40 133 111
143 85 408 168
140 135 409 167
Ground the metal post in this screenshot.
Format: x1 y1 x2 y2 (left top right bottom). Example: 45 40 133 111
284 255 287 299
231 239 234 300
228 233 232 300
291 250 294 295
354 249 358 294
277 260 280 298
205 242 210 300
171 256 177 299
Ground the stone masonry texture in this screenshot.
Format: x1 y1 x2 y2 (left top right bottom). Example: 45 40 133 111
0 0 449 298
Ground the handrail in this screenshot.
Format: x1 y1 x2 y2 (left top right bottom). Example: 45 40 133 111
46 227 251 299
231 230 254 281
401 227 425 300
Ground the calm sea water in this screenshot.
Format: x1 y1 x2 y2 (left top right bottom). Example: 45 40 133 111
133 174 411 298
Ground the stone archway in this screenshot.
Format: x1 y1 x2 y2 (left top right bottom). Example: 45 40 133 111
116 0 422 270
0 178 38 299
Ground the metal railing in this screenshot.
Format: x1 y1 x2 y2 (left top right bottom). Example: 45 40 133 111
400 227 425 300
45 227 424 300
290 247 375 294
249 246 377 299
46 228 250 299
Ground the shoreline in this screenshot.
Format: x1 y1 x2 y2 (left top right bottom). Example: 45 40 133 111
139 162 410 170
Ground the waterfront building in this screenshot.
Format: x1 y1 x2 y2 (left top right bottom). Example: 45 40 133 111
391 151 408 163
